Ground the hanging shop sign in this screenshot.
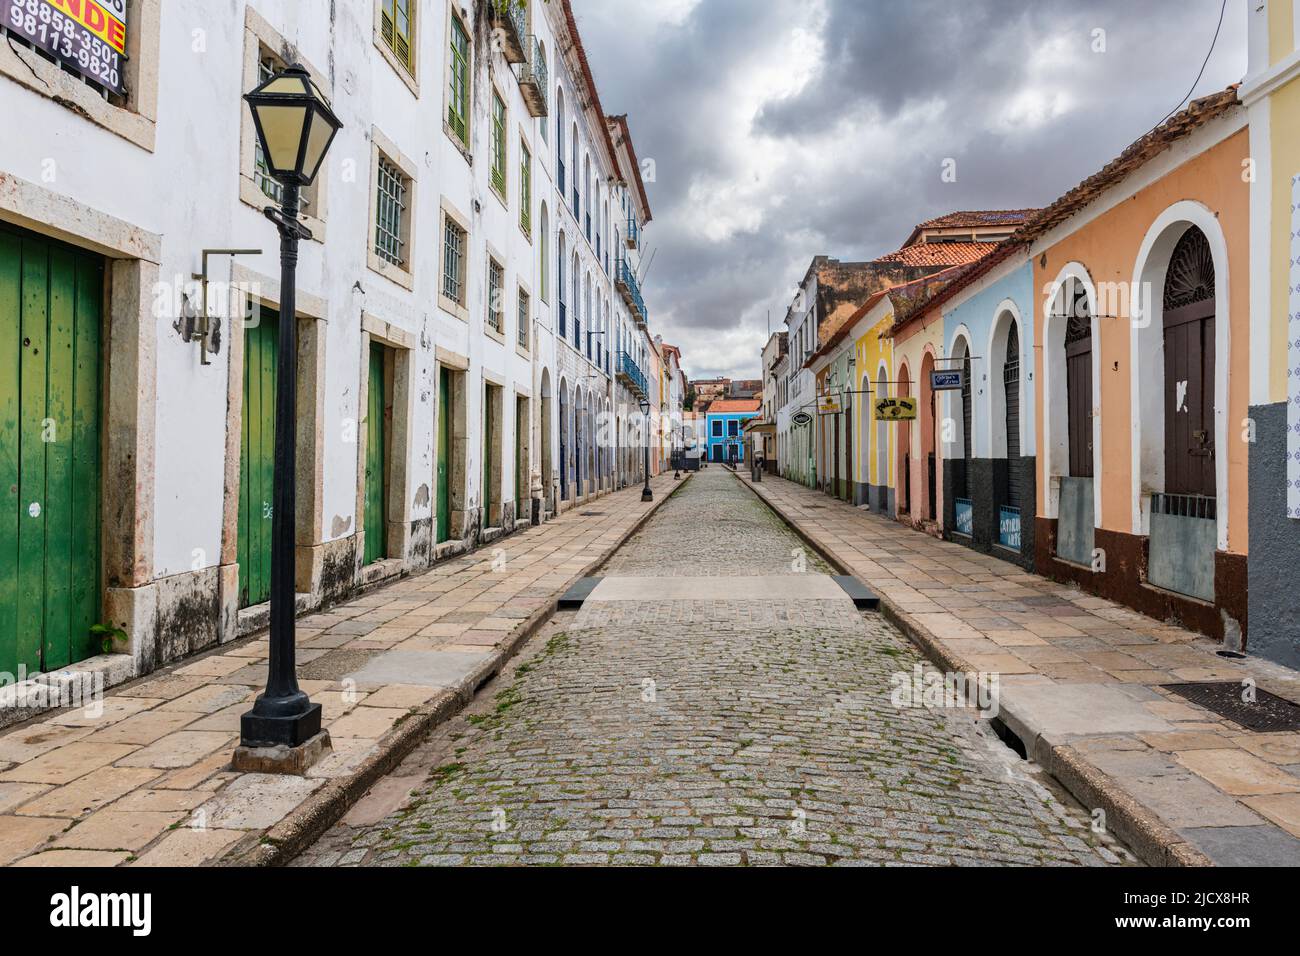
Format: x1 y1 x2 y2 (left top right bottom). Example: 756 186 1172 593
874 396 918 421
931 369 964 391
6 0 128 97
791 411 813 427
816 393 843 416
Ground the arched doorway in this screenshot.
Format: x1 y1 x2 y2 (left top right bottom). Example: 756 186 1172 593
540 369 553 515
920 350 937 523
558 380 570 502
949 334 973 537
574 389 585 499
875 366 889 512
896 363 911 516
1000 319 1023 549
858 373 872 505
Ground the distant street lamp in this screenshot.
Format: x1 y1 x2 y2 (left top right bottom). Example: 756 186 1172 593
639 396 653 502
239 64 342 755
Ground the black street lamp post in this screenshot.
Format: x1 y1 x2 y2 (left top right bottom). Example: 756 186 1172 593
639 396 653 502
239 65 342 756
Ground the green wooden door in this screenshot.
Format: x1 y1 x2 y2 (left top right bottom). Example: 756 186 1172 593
238 312 278 608
436 366 451 544
363 343 387 565
0 225 102 675
483 387 494 530
515 398 525 518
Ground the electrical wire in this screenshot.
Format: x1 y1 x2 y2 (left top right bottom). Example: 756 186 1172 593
1153 0 1229 131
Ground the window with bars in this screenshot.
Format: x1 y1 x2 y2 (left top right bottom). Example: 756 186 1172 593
380 0 415 75
518 289 531 350
253 54 316 214
448 16 470 146
487 259 504 333
520 142 532 235
491 92 507 197
374 156 409 268
443 216 467 305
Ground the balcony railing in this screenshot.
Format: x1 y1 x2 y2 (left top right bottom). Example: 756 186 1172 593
616 257 648 325
617 351 648 399
626 216 640 249
488 0 528 64
517 35 548 117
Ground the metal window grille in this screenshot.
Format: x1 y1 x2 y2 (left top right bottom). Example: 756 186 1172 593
1151 493 1216 521
518 290 530 349
443 218 466 304
374 157 407 267
487 260 504 333
254 58 285 206
448 17 470 144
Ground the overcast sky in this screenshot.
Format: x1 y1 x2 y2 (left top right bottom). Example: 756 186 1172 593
571 0 1247 381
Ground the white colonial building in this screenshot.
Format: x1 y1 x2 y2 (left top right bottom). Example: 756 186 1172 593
0 0 656 703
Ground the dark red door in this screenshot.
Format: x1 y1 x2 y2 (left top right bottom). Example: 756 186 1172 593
1162 228 1216 498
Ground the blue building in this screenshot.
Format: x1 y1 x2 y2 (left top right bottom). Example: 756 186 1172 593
705 400 761 463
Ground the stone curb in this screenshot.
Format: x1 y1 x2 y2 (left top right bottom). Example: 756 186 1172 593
730 470 1213 869
220 474 692 867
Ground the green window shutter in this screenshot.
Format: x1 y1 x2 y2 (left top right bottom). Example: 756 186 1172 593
491 93 507 195
520 143 531 234
382 0 414 73
449 18 469 145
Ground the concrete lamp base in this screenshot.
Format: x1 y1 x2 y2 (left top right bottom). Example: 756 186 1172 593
232 730 333 777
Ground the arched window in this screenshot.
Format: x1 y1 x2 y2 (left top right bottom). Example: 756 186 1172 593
556 88 566 190
571 123 579 215
572 252 581 347
557 231 566 337
584 273 592 358
539 203 550 304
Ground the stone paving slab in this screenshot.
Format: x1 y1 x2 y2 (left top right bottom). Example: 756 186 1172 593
739 471 1300 865
0 476 683 867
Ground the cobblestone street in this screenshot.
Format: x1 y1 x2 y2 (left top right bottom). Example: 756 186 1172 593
297 468 1133 866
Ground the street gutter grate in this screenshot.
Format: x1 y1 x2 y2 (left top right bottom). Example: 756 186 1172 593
1162 682 1300 732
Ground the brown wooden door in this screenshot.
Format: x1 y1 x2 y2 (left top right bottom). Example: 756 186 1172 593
1163 300 1215 496
1065 316 1094 478
1162 228 1216 498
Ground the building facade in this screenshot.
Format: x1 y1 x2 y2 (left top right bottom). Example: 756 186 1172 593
0 0 666 700
706 400 760 463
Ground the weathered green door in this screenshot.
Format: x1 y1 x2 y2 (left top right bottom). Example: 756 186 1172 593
238 312 278 608
436 366 451 544
483 387 494 530
515 398 525 519
364 343 387 565
0 225 102 675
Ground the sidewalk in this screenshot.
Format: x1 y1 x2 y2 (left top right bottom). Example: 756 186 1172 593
0 475 685 868
739 471 1300 866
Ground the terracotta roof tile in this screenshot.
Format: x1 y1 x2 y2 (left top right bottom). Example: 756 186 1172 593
875 241 1000 267
707 399 761 414
915 209 1039 230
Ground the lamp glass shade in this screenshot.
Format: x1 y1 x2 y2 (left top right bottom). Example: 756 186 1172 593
245 64 342 187
639 399 651 415
255 103 310 175
302 109 337 182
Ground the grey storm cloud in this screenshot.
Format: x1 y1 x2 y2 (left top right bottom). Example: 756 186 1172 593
571 0 1244 380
